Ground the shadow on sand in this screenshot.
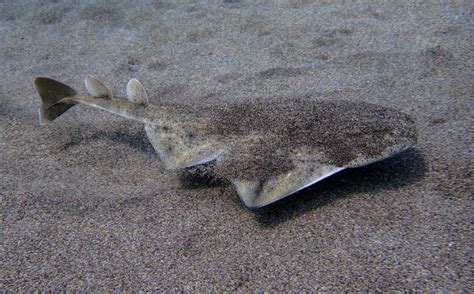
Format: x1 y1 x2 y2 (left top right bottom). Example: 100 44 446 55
61 129 156 154
253 148 426 228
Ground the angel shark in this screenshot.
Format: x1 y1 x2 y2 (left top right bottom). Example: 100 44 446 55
33 76 417 209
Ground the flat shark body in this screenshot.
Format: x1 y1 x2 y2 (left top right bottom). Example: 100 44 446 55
34 76 417 209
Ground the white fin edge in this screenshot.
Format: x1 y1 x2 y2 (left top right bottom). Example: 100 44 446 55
232 166 345 209
85 75 111 98
126 78 149 106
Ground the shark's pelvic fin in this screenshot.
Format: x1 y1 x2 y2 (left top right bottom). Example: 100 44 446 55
85 75 111 99
34 77 78 125
126 78 149 106
144 124 221 169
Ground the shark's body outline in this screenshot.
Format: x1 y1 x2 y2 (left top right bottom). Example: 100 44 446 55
34 76 417 209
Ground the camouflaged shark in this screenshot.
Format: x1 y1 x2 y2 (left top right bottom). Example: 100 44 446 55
33 76 417 209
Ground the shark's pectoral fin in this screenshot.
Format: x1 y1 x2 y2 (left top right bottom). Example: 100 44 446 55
145 124 222 169
229 141 416 209
230 162 344 210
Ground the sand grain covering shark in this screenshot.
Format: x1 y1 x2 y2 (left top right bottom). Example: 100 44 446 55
34 75 417 209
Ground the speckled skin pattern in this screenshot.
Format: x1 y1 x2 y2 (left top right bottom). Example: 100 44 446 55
1 0 471 291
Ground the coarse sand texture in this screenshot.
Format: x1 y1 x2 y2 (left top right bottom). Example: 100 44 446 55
1 0 472 291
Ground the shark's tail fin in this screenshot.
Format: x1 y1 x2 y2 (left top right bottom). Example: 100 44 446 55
33 77 78 125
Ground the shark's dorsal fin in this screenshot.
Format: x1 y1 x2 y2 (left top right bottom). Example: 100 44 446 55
126 78 149 106
84 75 112 99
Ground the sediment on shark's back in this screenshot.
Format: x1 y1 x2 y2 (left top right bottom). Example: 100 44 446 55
192 100 417 178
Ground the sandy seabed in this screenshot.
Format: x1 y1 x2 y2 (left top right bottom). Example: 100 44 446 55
1 0 472 291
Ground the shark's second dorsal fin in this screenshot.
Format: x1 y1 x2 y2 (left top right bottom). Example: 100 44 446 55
126 78 149 106
85 75 111 99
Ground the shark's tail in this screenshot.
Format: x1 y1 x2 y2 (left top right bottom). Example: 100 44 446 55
33 77 78 125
